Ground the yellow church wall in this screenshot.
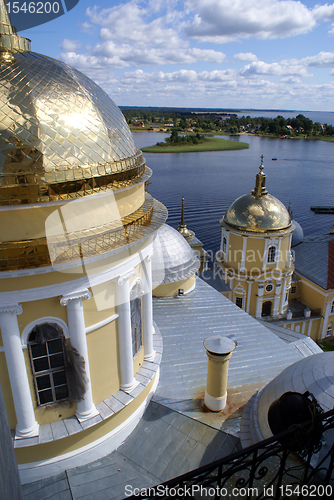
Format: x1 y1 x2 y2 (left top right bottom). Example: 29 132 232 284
297 276 328 313
17 297 68 333
15 373 157 465
0 184 145 242
87 322 120 404
226 232 243 269
248 289 258 317
84 282 117 328
152 275 196 297
244 237 264 272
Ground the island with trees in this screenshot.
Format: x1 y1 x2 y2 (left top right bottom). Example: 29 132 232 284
141 129 249 153
120 107 334 142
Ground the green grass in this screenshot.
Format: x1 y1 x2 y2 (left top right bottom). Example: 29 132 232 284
318 340 334 351
141 137 249 153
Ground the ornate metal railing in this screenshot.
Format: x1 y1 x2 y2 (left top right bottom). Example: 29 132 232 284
125 408 334 499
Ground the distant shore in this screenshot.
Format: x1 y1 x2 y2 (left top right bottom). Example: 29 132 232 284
141 137 249 153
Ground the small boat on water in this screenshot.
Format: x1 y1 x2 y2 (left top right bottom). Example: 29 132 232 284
272 157 277 160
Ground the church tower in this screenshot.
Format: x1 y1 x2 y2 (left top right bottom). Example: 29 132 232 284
0 2 167 479
216 157 294 318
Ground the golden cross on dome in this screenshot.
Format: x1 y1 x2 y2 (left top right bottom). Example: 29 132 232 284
260 154 264 172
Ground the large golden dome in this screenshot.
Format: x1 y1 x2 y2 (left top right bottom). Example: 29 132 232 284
0 10 144 206
0 11 167 272
223 158 291 233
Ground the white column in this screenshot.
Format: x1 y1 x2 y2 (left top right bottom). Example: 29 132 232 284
273 282 281 316
0 305 39 439
61 290 99 421
280 277 288 314
246 280 252 314
321 301 332 339
142 255 155 361
114 270 139 393
255 283 264 318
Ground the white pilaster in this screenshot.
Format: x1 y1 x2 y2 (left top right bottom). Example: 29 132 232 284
286 234 293 268
321 301 332 339
275 239 281 271
255 283 264 318
0 305 39 439
240 236 247 272
246 280 252 314
60 290 99 421
114 270 139 393
280 277 287 314
273 282 281 316
142 256 155 361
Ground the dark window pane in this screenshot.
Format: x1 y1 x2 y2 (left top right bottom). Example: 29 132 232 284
48 339 63 354
39 389 53 404
53 370 67 386
37 375 51 390
50 353 65 369
30 343 47 358
33 357 49 372
55 385 68 400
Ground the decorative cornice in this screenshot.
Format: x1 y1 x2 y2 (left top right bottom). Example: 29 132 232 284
60 290 92 306
0 304 23 315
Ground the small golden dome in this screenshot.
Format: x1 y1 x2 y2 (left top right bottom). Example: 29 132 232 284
223 157 291 233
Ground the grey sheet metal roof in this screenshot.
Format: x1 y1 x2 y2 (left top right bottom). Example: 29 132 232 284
153 277 304 405
293 234 334 289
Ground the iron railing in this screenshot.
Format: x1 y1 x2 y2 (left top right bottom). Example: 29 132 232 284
125 408 334 499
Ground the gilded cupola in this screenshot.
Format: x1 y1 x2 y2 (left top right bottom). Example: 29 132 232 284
0 5 167 272
223 156 291 233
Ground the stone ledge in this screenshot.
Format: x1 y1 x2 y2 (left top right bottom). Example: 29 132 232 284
13 330 163 449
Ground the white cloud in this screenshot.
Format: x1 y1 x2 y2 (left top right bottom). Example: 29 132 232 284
60 39 82 52
240 60 311 78
184 0 316 42
234 53 258 62
301 51 334 67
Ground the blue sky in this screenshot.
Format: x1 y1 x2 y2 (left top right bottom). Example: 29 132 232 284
20 0 334 111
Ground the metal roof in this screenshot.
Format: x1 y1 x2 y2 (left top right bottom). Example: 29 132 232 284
293 234 334 289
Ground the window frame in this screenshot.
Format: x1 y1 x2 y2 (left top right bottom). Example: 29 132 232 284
28 326 69 407
267 245 276 263
236 297 243 309
130 283 143 357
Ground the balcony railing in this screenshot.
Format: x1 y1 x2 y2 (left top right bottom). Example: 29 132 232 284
125 408 334 499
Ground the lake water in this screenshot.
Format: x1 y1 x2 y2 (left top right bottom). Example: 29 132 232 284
132 132 334 257
234 110 334 126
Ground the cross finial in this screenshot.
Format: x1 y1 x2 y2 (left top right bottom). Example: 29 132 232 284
259 154 264 172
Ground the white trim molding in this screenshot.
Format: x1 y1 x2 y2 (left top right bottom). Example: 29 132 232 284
21 317 70 348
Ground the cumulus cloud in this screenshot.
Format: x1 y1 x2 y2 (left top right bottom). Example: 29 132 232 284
60 39 82 52
301 51 334 67
183 0 316 42
234 53 258 62
240 60 311 78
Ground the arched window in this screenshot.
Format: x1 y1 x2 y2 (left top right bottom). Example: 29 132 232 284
327 323 333 337
130 283 142 356
267 246 276 263
28 323 69 406
222 237 227 254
